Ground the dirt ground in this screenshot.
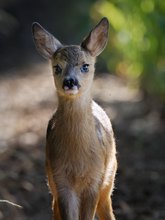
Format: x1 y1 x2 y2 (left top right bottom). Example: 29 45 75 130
0 63 164 220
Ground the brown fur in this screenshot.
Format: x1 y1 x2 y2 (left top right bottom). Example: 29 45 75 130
32 17 117 220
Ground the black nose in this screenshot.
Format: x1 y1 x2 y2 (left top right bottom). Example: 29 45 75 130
63 77 79 89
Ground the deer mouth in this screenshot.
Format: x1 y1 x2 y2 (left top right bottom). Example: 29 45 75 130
63 85 79 95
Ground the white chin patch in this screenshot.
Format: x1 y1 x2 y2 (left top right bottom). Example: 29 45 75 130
64 86 79 95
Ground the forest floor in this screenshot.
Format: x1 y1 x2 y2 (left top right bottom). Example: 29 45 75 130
0 62 164 220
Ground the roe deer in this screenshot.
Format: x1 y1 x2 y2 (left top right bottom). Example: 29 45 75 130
32 17 117 220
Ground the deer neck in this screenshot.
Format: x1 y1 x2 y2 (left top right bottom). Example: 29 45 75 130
54 92 97 157
57 92 92 120
55 90 96 144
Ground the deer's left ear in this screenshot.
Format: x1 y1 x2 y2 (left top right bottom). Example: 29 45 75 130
81 17 109 57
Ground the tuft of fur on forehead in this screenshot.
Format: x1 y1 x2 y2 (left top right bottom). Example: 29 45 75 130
53 45 93 65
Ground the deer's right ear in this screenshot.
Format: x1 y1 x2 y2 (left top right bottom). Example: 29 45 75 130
32 22 62 59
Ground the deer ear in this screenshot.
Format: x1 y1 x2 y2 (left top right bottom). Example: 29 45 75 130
81 17 109 57
32 22 62 59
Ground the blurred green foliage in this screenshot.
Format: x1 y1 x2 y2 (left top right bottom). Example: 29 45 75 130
91 0 165 99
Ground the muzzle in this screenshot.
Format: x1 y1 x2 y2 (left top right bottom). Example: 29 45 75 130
62 77 80 95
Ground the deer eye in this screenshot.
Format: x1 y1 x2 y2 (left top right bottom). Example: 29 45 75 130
53 64 62 75
80 64 89 73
